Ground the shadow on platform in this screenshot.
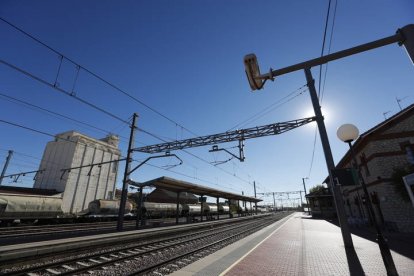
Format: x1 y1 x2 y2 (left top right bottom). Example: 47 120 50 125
344 246 365 276
323 217 414 261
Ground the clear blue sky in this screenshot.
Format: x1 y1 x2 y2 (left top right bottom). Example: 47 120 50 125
0 1 413 205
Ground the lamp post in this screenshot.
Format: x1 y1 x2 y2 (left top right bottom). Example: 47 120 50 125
243 24 414 251
302 177 311 215
337 123 398 276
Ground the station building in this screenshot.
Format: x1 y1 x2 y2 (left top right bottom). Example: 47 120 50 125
34 131 121 213
308 103 414 232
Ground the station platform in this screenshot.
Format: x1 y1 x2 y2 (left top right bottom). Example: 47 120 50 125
171 212 414 275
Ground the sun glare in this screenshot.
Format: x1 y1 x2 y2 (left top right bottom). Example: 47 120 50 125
302 106 333 125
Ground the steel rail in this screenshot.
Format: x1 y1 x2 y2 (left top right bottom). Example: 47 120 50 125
128 214 285 275
1 216 263 275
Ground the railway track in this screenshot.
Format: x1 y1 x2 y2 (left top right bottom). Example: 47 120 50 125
0 216 189 241
0 220 137 238
0 215 230 241
1 212 291 275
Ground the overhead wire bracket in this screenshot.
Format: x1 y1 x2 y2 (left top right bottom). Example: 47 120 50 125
0 169 45 182
209 139 245 164
129 152 183 175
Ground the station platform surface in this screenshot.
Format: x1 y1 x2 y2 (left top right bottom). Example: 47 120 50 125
171 212 414 275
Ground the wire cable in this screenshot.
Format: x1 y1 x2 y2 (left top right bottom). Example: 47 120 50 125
318 0 332 98
0 17 199 138
307 0 337 179
0 58 130 125
0 18 258 189
228 84 308 131
0 91 125 139
320 0 338 102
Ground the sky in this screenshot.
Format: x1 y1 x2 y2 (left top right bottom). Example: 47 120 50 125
0 0 413 206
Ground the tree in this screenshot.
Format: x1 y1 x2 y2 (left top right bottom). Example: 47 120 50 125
309 184 326 194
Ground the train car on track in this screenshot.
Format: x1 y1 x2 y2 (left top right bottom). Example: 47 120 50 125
88 199 133 216
138 202 230 219
141 202 181 218
0 193 133 226
181 203 202 216
0 193 63 225
219 205 230 214
202 203 218 214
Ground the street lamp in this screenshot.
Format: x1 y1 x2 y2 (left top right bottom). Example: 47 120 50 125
337 123 398 276
243 24 413 252
302 177 311 215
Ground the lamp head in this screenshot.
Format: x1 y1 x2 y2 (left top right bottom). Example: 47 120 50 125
337 124 359 143
243 53 264 91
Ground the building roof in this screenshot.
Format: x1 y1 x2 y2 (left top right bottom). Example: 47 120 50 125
305 187 332 199
337 103 414 168
0 185 61 196
130 176 262 203
321 103 414 184
55 130 120 150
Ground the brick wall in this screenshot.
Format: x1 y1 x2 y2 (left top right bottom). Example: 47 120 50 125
340 111 414 232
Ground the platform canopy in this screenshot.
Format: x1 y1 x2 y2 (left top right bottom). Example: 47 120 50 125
130 176 261 203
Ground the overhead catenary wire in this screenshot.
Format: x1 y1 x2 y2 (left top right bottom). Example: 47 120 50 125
320 0 338 102
0 91 131 143
0 119 126 163
307 0 337 179
0 60 182 148
228 84 308 131
142 161 244 194
0 17 199 138
318 0 332 98
0 58 130 126
0 18 258 189
0 52 255 187
0 94 254 189
0 115 254 191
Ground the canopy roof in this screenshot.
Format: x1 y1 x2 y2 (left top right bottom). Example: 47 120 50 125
131 176 261 203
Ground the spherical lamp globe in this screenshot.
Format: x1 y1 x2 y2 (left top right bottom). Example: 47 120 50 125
337 124 359 143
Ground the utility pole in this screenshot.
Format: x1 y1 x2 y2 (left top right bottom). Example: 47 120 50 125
272 192 276 212
0 150 13 186
244 24 414 251
253 181 257 214
305 68 353 248
117 113 138 231
302 177 311 215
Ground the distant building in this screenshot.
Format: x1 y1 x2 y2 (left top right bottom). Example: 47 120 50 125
326 104 414 232
34 131 121 213
305 187 335 218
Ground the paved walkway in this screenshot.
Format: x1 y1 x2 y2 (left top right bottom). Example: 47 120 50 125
173 212 414 275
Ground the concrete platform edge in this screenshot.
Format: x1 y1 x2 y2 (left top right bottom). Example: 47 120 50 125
170 213 295 276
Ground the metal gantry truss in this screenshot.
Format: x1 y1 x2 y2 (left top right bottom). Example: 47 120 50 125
257 190 304 209
133 117 316 155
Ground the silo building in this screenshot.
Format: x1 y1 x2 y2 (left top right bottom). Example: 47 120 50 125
34 131 121 213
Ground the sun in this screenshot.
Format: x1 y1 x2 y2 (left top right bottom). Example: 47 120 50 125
302 106 333 124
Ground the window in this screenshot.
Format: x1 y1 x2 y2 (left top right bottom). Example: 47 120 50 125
400 141 414 165
360 153 370 177
405 146 414 165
